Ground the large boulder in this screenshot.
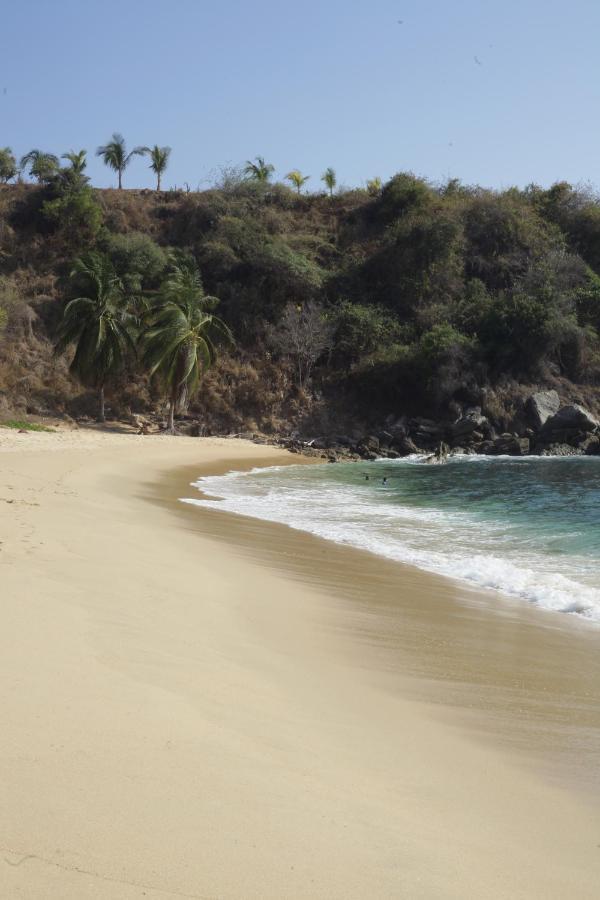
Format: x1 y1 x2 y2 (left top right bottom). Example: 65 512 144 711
451 409 489 438
543 404 599 434
376 430 395 448
581 435 600 455
394 436 420 456
492 434 530 456
526 390 560 429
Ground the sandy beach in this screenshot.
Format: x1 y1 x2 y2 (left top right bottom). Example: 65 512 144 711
1 428 600 899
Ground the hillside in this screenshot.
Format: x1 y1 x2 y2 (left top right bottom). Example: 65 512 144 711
2 174 600 449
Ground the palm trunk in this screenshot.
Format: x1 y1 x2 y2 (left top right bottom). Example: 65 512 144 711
118 169 122 190
157 172 161 191
98 385 105 422
167 399 175 434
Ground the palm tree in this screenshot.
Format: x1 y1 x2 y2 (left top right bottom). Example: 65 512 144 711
321 167 337 197
244 156 275 183
0 147 17 183
366 176 382 197
141 145 171 190
54 252 135 421
20 149 60 183
61 149 87 175
285 170 310 194
96 133 144 189
141 252 233 433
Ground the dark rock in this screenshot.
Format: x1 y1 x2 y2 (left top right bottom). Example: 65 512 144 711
451 411 489 437
582 435 600 455
492 435 530 456
410 418 441 437
536 427 586 448
526 390 560 429
395 436 419 456
389 423 408 440
543 404 599 434
360 435 380 451
377 430 394 447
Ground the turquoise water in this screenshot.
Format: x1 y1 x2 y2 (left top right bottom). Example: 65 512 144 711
183 456 600 623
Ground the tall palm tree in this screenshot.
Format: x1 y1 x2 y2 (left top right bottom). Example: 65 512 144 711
285 170 310 194
0 147 17 183
141 253 233 433
61 149 87 175
54 252 135 421
96 133 144 189
20 149 60 183
141 145 171 190
321 167 337 197
244 156 275 183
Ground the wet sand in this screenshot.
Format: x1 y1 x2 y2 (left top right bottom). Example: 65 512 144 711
1 429 600 899
167 461 600 801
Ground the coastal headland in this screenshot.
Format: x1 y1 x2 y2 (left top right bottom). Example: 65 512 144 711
1 428 599 899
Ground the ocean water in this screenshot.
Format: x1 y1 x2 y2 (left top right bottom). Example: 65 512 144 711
182 456 600 624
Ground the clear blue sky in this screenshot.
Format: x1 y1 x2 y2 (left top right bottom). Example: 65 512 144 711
2 0 599 191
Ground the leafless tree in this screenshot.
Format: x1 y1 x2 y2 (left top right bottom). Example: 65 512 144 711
269 301 333 388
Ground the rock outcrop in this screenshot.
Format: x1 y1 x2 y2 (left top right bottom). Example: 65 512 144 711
526 390 560 429
451 409 489 439
542 404 599 433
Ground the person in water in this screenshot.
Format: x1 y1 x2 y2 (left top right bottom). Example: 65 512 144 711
382 476 388 485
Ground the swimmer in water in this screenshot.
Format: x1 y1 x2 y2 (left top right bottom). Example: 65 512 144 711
382 476 388 485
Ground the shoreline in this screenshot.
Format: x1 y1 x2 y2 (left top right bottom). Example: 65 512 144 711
167 459 600 801
182 452 600 629
1 430 600 898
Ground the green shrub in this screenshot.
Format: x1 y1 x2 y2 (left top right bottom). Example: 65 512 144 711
42 186 102 244
377 172 433 222
330 300 407 367
104 231 167 291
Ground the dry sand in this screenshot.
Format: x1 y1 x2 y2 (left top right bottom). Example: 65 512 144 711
0 427 599 899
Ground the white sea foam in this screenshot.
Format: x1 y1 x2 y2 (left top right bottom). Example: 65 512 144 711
182 461 600 624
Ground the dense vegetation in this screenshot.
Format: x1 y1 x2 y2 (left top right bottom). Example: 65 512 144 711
2 145 600 435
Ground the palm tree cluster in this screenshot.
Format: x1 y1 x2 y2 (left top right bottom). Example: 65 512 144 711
96 134 171 190
2 138 382 197
0 135 171 191
245 156 340 196
55 250 232 430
